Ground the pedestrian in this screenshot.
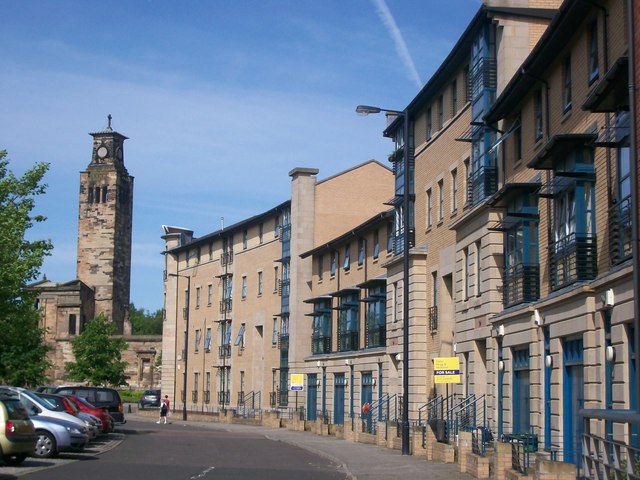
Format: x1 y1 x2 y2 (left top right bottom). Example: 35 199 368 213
157 395 170 424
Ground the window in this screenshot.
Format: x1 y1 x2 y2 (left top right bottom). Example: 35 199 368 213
393 282 399 323
195 329 201 353
514 117 522 162
464 65 470 102
330 251 337 276
534 89 543 142
222 321 232 346
463 247 470 300
207 284 213 305
358 239 365 266
223 275 232 300
588 20 599 83
68 314 77 335
312 299 333 354
344 243 351 271
257 271 263 295
195 287 201 308
451 169 458 212
387 222 393 253
204 328 212 352
562 55 572 112
614 134 632 261
438 180 444 221
426 188 432 227
259 223 264 244
242 230 248 250
274 266 279 291
209 242 213 261
366 284 386 348
373 230 379 259
272 318 278 346
234 323 245 348
338 293 359 352
451 80 458 116
317 255 323 281
438 95 444 130
274 218 280 238
426 107 432 140
241 276 247 299
475 241 482 296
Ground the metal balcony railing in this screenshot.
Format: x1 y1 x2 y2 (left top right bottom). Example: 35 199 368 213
549 233 597 290
192 390 198 403
338 331 359 352
311 334 331 354
366 325 385 348
218 344 231 358
220 298 232 313
503 263 540 307
428 306 438 333
203 390 210 404
220 251 233 266
269 391 277 408
217 390 230 405
468 163 498 206
609 197 633 265
278 333 289 350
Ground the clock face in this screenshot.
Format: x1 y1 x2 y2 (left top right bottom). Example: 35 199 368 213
97 146 108 159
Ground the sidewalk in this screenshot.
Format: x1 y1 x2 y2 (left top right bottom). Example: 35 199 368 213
131 412 471 480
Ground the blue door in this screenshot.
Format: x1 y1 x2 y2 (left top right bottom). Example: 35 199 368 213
334 374 345 424
512 347 530 434
307 374 317 421
563 338 584 465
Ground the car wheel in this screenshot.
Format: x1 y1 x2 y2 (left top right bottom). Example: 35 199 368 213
34 431 56 458
3 454 27 465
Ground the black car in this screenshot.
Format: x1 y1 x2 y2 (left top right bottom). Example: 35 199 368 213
138 390 161 409
52 386 125 424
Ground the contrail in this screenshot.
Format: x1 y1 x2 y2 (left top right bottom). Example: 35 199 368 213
372 0 422 89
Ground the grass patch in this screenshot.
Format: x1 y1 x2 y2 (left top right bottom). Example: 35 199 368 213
118 389 144 403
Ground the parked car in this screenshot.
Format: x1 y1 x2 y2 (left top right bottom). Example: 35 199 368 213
34 392 100 440
63 394 114 433
138 389 161 409
0 387 88 433
53 386 125 424
0 393 36 465
30 415 88 458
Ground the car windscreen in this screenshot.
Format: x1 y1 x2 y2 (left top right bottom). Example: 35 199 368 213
2 398 30 421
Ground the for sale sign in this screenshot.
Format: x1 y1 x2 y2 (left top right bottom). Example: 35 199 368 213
433 357 461 384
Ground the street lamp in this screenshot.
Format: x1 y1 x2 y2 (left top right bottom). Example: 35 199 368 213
168 272 190 421
356 104 411 455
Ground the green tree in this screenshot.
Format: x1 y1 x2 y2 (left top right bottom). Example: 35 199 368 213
129 303 163 335
65 314 129 387
0 150 52 387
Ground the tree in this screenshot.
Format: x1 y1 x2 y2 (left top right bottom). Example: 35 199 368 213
65 314 129 387
0 150 52 387
129 303 163 335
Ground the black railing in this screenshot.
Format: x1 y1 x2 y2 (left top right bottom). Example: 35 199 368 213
469 163 498 206
192 390 198 403
366 325 385 348
503 263 540 307
311 334 331 354
278 333 289 351
501 432 538 475
203 390 210 404
471 56 497 101
609 197 633 265
428 306 438 333
549 233 597 290
269 391 277 408
217 390 230 405
220 251 233 266
338 331 359 352
220 298 232 313
237 391 245 405
218 344 231 358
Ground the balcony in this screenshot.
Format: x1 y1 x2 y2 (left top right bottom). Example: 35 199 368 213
471 56 497 101
549 233 597 290
203 390 210 404
339 331 359 352
428 306 438 333
192 390 198 403
220 298 232 314
609 197 632 265
311 334 332 354
218 344 231 359
503 263 540 307
217 390 230 405
237 391 245 405
278 333 289 351
468 163 498 206
366 325 385 348
220 251 233 266
269 391 277 408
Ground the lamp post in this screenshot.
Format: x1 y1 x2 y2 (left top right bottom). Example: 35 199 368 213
356 104 411 455
169 272 190 421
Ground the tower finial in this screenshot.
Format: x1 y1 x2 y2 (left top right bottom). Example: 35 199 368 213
107 114 113 130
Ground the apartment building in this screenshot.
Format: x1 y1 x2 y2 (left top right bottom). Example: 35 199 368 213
161 161 393 413
482 0 633 465
380 2 559 420
300 209 394 424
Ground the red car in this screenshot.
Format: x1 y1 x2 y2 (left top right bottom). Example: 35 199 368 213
63 395 114 434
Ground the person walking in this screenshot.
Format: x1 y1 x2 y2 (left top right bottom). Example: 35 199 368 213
157 395 170 424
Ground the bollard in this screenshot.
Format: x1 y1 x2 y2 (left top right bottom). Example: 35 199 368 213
128 404 132 413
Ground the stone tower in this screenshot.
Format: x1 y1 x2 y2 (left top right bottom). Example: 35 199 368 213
76 115 134 334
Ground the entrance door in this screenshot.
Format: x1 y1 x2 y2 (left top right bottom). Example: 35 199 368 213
334 374 345 424
563 338 584 465
307 374 317 421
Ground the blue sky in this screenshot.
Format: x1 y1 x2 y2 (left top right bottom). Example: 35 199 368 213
1 0 479 312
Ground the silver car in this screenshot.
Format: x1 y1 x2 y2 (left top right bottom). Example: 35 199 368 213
30 415 89 458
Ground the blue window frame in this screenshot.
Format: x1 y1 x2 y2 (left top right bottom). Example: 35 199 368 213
311 300 332 354
365 285 385 348
338 293 359 352
330 251 337 276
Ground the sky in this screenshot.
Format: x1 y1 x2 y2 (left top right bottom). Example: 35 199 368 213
1 0 479 312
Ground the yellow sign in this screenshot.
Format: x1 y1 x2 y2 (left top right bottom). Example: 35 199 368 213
433 357 461 384
290 373 304 391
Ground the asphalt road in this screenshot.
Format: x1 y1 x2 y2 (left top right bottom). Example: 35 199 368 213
1 420 347 480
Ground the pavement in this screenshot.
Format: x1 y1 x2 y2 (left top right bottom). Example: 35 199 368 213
131 412 471 480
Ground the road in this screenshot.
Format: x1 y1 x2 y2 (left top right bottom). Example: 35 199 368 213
1 420 347 480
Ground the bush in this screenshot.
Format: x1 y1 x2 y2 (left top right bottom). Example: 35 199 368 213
118 389 144 403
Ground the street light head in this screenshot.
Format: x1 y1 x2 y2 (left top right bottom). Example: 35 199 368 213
355 105 382 116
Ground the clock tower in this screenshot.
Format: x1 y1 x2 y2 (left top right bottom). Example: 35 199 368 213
77 115 134 334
